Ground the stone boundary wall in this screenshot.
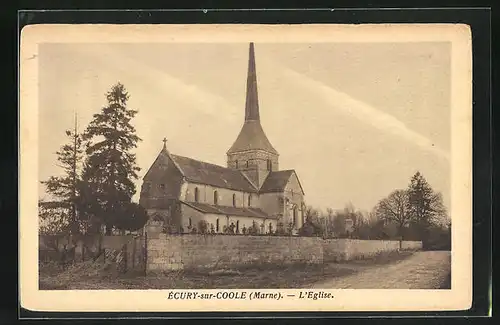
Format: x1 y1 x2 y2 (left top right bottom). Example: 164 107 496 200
145 233 422 273
322 239 422 262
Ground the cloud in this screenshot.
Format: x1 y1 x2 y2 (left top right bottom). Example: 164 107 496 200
280 66 450 161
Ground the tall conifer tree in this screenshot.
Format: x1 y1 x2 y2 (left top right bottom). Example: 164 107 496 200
82 82 142 234
406 171 447 240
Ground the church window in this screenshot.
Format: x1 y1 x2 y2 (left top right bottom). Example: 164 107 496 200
194 187 199 202
236 220 240 233
248 194 252 207
214 191 218 205
189 217 192 227
267 159 272 171
293 207 298 225
232 194 236 207
246 161 249 168
216 218 220 232
235 160 239 168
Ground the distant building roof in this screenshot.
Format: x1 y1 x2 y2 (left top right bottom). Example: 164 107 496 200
260 170 299 193
170 154 258 193
181 201 276 219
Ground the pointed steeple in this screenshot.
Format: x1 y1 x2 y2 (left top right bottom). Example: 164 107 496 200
245 42 260 121
227 43 277 155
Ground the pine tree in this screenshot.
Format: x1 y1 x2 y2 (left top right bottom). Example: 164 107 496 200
81 82 142 234
40 114 84 235
406 171 447 241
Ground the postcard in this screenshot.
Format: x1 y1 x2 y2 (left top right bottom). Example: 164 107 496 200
20 23 472 312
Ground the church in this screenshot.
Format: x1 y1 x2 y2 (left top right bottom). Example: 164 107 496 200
139 43 306 235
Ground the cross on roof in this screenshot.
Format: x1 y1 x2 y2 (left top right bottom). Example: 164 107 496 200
162 137 167 149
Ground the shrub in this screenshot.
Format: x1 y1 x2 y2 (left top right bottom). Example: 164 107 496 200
298 221 316 237
113 202 148 232
198 220 208 234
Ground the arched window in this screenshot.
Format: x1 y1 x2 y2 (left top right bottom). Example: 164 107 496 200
214 190 218 205
246 161 249 168
194 187 199 202
293 206 298 225
248 194 252 207
216 218 220 232
235 160 238 168
189 217 192 227
236 220 240 233
232 194 236 207
267 159 272 171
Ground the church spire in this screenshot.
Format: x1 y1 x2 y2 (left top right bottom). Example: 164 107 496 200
245 42 260 121
227 42 278 156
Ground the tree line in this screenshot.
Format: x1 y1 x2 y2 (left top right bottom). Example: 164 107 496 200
298 172 451 250
39 83 148 238
160 170 451 251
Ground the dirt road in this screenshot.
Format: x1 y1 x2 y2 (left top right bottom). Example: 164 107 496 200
311 251 451 289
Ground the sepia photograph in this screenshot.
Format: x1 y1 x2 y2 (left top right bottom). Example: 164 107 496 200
20 24 472 312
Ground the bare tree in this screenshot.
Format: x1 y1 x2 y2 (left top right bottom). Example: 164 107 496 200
374 189 410 239
41 113 84 237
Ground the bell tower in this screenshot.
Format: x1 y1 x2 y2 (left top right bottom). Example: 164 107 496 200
227 43 279 189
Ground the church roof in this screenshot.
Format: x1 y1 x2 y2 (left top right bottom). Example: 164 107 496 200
227 43 278 155
170 154 258 192
181 201 275 219
227 121 278 154
260 170 303 194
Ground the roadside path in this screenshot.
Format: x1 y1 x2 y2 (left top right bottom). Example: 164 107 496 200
311 251 451 289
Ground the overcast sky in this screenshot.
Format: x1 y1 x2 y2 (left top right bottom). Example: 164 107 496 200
38 42 451 212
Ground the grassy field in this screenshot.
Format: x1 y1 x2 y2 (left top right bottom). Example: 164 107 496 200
39 250 416 290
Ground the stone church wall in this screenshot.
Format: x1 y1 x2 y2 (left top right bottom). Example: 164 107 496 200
259 193 283 218
227 149 279 173
180 204 277 234
145 234 422 273
183 183 254 208
139 153 184 210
